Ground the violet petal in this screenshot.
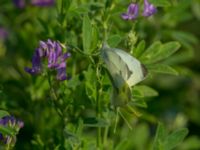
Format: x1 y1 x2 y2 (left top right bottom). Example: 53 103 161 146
142 0 157 17
121 3 139 20
31 0 55 6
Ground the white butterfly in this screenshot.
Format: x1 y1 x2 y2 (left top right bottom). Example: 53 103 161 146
101 44 147 106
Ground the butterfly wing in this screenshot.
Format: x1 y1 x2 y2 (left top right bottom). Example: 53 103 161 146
101 45 147 107
101 46 131 106
101 46 127 89
114 48 147 87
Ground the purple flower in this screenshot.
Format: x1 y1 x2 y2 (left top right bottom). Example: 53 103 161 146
25 49 42 75
13 0 25 8
56 66 68 81
0 28 8 40
142 0 157 17
0 116 24 129
121 3 139 20
31 0 55 6
0 116 15 126
17 120 24 128
25 39 71 81
0 116 23 144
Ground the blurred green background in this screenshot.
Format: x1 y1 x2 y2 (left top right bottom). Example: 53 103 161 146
0 0 200 149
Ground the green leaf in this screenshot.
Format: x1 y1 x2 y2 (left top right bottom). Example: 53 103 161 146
37 18 49 34
83 118 109 127
131 124 149 150
90 2 104 9
192 1 200 20
107 35 122 47
175 66 193 77
150 0 171 7
123 105 142 117
171 31 198 52
152 123 167 150
178 136 200 150
130 99 148 108
171 31 198 46
115 138 129 150
27 76 49 100
57 0 72 14
140 41 162 60
147 64 178 75
156 42 181 62
56 0 72 25
31 135 44 148
57 0 62 13
141 41 181 64
67 75 81 90
132 85 158 98
152 123 188 150
164 128 188 150
90 25 99 52
84 66 97 102
82 15 92 54
0 125 16 136
133 40 146 58
0 110 9 118
112 82 131 107
162 48 194 65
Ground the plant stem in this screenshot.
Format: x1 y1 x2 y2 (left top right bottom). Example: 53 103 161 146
6 144 10 150
46 72 66 148
103 127 109 149
60 0 64 15
47 72 63 118
96 87 102 149
118 109 133 130
96 65 102 149
97 127 102 149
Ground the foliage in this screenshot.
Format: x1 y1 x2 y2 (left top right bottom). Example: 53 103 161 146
0 0 200 149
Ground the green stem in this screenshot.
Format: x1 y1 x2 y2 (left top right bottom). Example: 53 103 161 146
103 127 109 149
60 0 64 15
114 108 119 133
96 65 103 149
46 72 66 148
96 87 102 149
118 109 133 130
6 144 10 150
47 72 63 118
70 44 99 57
97 127 102 149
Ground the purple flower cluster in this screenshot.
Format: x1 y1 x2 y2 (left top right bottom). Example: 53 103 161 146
121 3 139 20
0 116 24 144
31 0 55 6
13 0 55 8
143 0 157 17
13 0 25 8
0 116 24 128
25 39 71 81
121 0 157 21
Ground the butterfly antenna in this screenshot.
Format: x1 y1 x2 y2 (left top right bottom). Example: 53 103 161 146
114 107 119 133
118 108 133 130
126 105 142 117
